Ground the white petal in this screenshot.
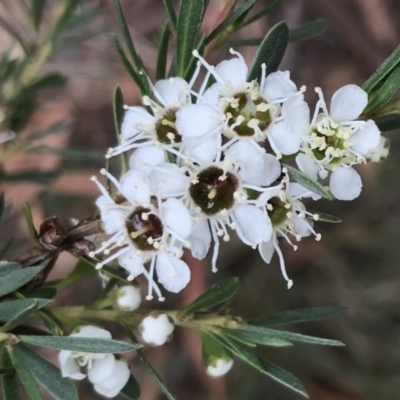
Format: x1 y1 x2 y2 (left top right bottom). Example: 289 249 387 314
140 314 174 346
262 71 297 100
290 215 312 237
188 218 211 260
120 170 151 204
59 351 86 380
156 252 190 293
225 140 263 178
129 146 165 175
330 85 368 122
200 82 222 105
243 153 281 186
93 359 131 398
182 133 221 164
259 239 275 264
288 182 321 201
215 57 247 92
162 198 192 238
149 162 188 198
121 107 155 140
349 120 380 155
88 354 115 384
269 121 301 155
72 325 112 340
295 153 319 181
329 167 362 201
206 358 234 377
154 77 189 107
96 196 126 234
281 95 310 137
119 253 146 279
176 104 222 138
233 204 272 246
255 185 282 207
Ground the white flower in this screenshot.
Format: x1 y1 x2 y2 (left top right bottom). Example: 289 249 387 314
175 49 303 163
206 357 234 377
295 85 381 201
58 325 130 398
258 172 321 288
91 168 192 300
106 75 200 161
115 285 142 311
140 314 174 346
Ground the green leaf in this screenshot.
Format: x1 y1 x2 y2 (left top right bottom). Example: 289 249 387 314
101 264 131 282
36 308 63 336
121 376 141 400
288 19 327 42
51 0 81 41
0 239 14 259
113 0 144 70
4 170 59 184
0 262 21 278
176 0 207 77
251 307 346 326
123 327 177 400
374 113 400 131
248 22 289 82
9 346 44 400
283 164 334 200
258 358 309 398
113 85 128 174
55 259 96 291
0 299 39 332
0 265 44 298
156 23 171 81
184 34 206 81
223 326 293 347
242 0 290 28
365 65 400 112
308 211 341 223
20 335 142 353
1 347 21 400
23 202 38 242
266 328 344 346
0 192 5 223
363 43 400 93
206 0 257 44
31 0 47 30
163 0 177 31
0 298 52 321
25 73 67 93
11 344 78 400
183 277 240 316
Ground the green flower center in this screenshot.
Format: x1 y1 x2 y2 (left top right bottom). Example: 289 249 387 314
155 109 182 145
189 167 238 216
224 92 273 138
268 197 291 227
126 207 164 251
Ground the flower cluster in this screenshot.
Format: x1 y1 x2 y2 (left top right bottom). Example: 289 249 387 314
92 49 388 299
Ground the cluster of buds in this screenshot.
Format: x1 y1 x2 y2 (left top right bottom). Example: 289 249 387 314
91 49 388 300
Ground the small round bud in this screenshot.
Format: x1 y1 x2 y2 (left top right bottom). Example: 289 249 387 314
140 314 174 346
115 285 142 311
206 357 234 377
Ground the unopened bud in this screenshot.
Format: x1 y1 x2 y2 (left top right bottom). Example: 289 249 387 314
115 285 142 311
140 314 174 346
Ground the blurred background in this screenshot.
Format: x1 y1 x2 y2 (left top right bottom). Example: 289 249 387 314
2 0 400 399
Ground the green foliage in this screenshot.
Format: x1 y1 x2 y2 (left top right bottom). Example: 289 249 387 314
22 203 39 242
162 0 177 31
156 23 171 81
242 0 291 28
120 376 141 400
283 164 335 200
182 277 240 316
1 347 21 400
374 113 400 131
248 22 289 82
308 211 341 223
288 19 327 42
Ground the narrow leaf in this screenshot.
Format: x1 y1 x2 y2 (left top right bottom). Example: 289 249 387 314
4 170 59 184
20 335 141 353
121 376 141 400
156 23 170 81
0 262 21 278
0 266 44 298
23 202 39 241
55 259 96 291
374 113 400 131
206 0 257 44
248 22 289 82
26 73 67 93
31 0 47 30
251 307 346 326
363 43 400 93
113 85 128 174
288 19 327 42
184 34 206 80
365 65 400 112
283 164 334 200
0 192 4 223
163 0 177 31
183 277 240 316
12 344 78 400
264 328 345 346
242 0 290 28
9 346 44 400
0 299 38 332
0 298 52 321
223 327 293 347
37 308 63 336
308 211 341 224
1 347 21 400
176 0 207 77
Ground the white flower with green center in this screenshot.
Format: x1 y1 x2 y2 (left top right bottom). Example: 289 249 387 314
106 74 200 161
175 49 305 164
258 172 322 288
148 154 281 272
58 325 130 398
91 168 192 300
295 85 381 200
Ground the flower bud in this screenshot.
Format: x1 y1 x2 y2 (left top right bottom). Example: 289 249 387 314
206 357 234 377
140 314 174 346
115 285 142 311
202 334 233 377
